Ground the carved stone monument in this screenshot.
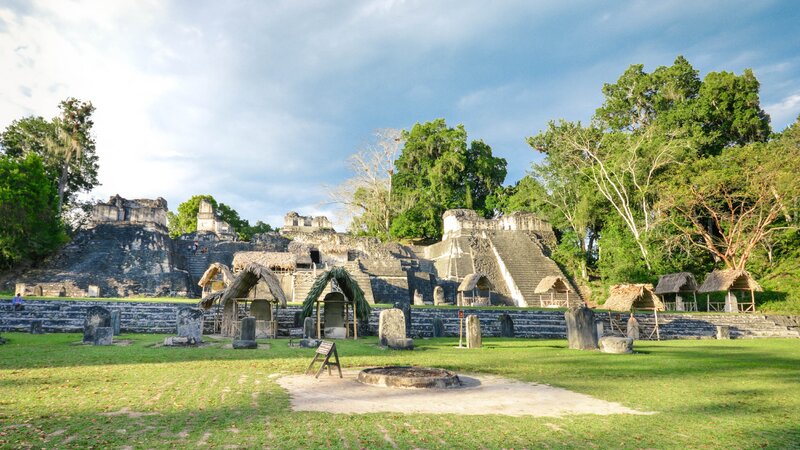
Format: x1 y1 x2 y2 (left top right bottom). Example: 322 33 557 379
83 306 111 343
413 289 424 306
233 317 258 349
498 313 514 338
176 307 204 344
379 308 413 350
627 314 640 340
466 314 481 348
564 305 598 350
716 325 731 340
110 311 121 335
29 320 44 334
393 301 412 335
432 317 445 338
433 286 446 305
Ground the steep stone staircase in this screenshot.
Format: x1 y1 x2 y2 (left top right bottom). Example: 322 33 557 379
184 252 209 284
600 313 800 339
343 261 376 304
488 233 575 307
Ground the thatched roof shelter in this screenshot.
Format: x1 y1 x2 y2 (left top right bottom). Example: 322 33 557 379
301 266 371 322
232 251 299 272
534 276 573 294
604 284 664 311
654 272 698 295
698 270 763 293
197 263 234 288
199 263 287 309
457 273 493 292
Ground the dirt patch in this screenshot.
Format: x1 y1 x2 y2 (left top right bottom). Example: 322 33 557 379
277 370 654 417
221 343 271 350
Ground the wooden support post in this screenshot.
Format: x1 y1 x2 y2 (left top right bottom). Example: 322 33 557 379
750 289 755 313
353 299 358 340
654 308 660 341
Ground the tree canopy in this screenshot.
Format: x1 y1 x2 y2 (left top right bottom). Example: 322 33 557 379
390 119 507 241
167 195 272 240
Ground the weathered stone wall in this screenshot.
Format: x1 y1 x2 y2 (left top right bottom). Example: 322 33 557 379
3 299 798 340
92 195 168 229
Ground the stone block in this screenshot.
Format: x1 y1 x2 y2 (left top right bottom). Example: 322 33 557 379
87 285 100 297
413 289 424 305
94 327 113 346
564 305 598 350
466 315 481 348
716 325 731 340
599 336 633 354
111 311 121 335
164 336 190 346
499 313 514 338
232 340 257 349
386 337 414 350
176 307 204 344
240 317 256 341
393 301 411 335
299 338 321 348
432 318 445 337
379 308 406 346
324 327 347 339
303 317 315 339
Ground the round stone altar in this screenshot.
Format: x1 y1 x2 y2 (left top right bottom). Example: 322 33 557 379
357 366 461 389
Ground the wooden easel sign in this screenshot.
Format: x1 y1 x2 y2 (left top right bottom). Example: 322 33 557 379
305 340 342 378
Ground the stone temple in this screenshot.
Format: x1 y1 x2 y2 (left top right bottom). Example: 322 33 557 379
4 196 578 307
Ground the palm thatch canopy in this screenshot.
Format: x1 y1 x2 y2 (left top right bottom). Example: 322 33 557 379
458 273 493 292
604 283 664 311
199 263 287 309
301 266 371 322
698 269 763 293
197 263 234 288
232 251 298 272
534 276 573 294
654 272 698 295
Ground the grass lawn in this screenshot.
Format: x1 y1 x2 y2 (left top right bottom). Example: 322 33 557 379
1 334 798 449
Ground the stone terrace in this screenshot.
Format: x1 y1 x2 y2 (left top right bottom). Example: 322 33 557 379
1 299 797 340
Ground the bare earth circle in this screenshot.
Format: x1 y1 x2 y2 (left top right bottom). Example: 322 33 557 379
357 366 461 389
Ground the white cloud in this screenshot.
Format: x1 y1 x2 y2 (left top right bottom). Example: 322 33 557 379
766 93 800 130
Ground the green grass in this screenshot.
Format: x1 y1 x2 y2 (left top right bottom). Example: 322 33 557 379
1 334 799 448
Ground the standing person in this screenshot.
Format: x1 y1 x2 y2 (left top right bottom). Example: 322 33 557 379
12 293 24 311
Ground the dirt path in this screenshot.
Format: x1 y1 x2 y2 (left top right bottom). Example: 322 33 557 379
277 370 653 417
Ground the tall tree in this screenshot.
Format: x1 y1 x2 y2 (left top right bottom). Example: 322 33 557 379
390 119 506 240
0 153 66 268
167 195 217 238
662 118 800 270
328 128 402 239
0 98 99 214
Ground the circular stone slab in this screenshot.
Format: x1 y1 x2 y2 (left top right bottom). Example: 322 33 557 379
357 366 461 389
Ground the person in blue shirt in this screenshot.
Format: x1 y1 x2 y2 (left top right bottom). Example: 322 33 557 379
12 293 24 311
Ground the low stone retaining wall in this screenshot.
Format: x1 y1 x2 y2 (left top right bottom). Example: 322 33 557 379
1 299 798 339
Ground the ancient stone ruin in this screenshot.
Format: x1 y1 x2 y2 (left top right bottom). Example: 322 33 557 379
379 308 414 350
565 305 599 350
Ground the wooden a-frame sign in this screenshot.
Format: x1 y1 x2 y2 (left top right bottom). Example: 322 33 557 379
305 340 342 378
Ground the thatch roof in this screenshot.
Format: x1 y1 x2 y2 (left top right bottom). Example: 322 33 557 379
232 251 298 272
199 263 287 309
654 272 698 294
458 273 493 292
604 283 664 311
197 263 234 288
698 269 763 293
534 276 573 294
300 266 371 322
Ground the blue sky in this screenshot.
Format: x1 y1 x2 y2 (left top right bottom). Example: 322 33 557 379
1 1 799 229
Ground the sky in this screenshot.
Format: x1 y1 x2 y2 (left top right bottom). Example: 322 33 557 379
1 0 799 230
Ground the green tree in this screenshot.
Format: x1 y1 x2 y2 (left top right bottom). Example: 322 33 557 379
390 119 506 240
662 118 800 270
0 153 66 269
168 195 217 238
0 98 100 214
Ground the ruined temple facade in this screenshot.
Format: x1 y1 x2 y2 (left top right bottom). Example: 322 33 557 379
196 199 236 239
6 201 575 307
92 195 168 229
280 211 333 234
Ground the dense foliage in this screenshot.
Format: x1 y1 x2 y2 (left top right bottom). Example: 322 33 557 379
167 194 273 240
0 153 67 269
500 56 798 306
390 119 507 241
